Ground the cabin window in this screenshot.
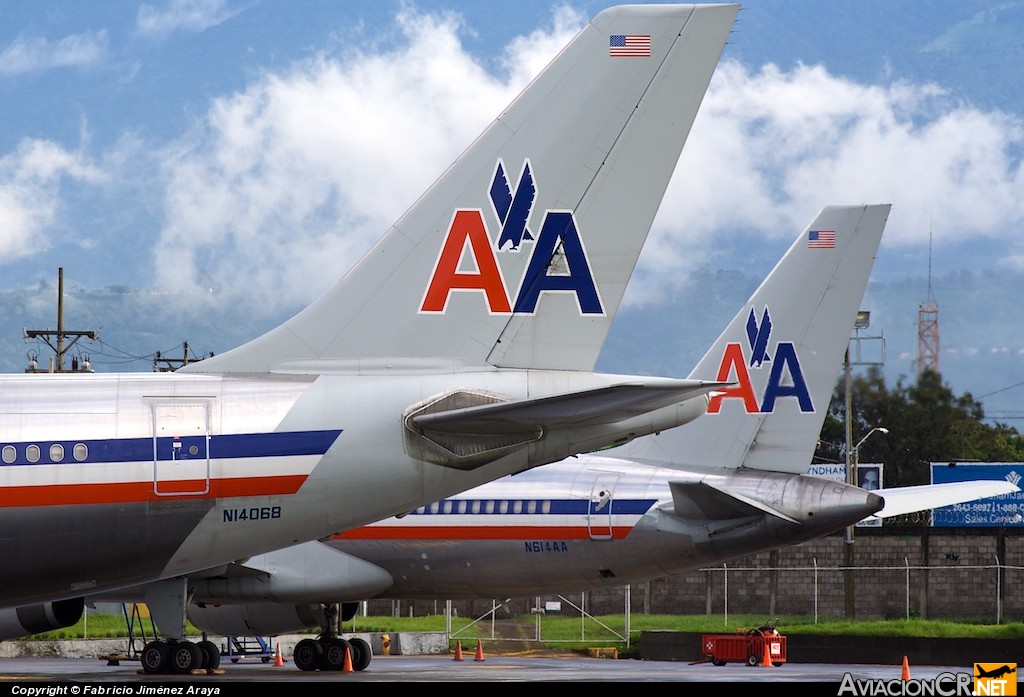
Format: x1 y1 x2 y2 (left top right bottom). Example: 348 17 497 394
73 443 88 461
26 445 40 463
1 445 14 464
49 444 64 462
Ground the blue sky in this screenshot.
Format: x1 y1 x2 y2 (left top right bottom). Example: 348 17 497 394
2 1 1024 420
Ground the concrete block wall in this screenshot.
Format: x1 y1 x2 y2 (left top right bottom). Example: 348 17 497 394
370 527 1024 623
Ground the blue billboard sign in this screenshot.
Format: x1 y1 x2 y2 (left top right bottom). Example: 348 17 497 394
930 463 1024 527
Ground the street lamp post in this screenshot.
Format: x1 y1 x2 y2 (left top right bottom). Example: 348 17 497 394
843 425 889 620
853 427 889 487
847 426 890 544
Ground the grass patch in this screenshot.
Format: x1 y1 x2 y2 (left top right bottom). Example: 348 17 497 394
30 612 202 641
31 612 1024 646
344 613 1024 643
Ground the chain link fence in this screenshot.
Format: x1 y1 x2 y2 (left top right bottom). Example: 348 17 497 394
371 561 1023 617
364 528 1024 645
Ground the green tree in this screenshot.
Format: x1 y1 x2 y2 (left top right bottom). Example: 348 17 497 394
815 367 1024 489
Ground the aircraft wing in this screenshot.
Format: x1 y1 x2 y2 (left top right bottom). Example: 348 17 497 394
408 379 730 435
868 481 1020 519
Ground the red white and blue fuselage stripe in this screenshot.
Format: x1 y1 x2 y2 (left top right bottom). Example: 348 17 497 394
334 496 658 541
0 429 342 507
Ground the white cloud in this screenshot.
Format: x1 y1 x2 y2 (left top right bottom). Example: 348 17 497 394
500 4 585 82
0 31 107 75
0 139 104 260
142 9 1024 322
151 7 577 313
629 60 1024 304
136 0 243 39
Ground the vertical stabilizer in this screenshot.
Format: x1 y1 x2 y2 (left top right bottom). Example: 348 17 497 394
185 4 738 375
617 204 891 473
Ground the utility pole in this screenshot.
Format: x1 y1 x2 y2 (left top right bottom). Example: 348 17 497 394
153 342 213 371
23 267 99 373
153 342 205 372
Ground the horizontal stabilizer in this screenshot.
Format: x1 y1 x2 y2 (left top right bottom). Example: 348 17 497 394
869 481 1020 519
410 380 728 435
667 480 800 524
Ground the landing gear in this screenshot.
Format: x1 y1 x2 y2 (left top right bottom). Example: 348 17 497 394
321 638 352 670
291 635 372 672
140 641 170 674
294 638 324 672
141 639 214 675
348 637 372 671
197 639 221 671
136 577 220 675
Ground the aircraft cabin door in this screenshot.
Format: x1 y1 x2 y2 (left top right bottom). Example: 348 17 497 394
152 401 211 496
587 475 620 540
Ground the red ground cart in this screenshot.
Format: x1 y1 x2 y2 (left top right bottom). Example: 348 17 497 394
699 624 787 666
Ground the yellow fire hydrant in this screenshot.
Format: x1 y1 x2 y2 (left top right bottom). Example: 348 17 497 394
381 633 391 656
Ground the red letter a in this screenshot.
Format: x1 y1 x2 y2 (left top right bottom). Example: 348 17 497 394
420 210 511 313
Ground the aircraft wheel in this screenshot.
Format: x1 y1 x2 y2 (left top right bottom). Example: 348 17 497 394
293 638 323 672
141 641 170 674
197 640 221 671
348 637 372 671
321 638 351 671
170 641 203 674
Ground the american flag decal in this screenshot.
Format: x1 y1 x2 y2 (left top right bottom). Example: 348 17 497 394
808 230 836 249
610 34 651 57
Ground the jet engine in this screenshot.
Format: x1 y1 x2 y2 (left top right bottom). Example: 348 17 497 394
0 598 84 641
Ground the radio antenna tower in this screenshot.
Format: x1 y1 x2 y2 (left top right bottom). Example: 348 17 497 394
917 222 939 376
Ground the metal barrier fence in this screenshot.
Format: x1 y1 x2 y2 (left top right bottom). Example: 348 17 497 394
366 560 1024 645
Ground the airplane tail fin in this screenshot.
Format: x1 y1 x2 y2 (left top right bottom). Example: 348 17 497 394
616 204 891 473
185 4 739 375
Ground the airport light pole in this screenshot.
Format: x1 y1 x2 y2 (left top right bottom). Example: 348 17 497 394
844 311 872 545
844 309 882 619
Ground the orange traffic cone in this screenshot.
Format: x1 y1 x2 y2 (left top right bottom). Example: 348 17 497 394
274 643 284 667
453 639 464 661
902 656 911 680
474 639 485 662
342 645 354 673
759 639 774 668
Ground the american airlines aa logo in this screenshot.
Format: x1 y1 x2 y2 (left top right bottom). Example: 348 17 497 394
708 306 813 414
420 159 603 315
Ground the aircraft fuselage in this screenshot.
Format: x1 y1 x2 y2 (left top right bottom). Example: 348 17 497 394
0 369 705 608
